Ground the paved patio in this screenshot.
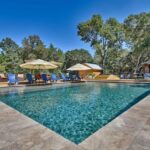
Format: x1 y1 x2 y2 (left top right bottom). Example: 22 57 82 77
79 95 150 150
0 102 84 150
0 94 150 150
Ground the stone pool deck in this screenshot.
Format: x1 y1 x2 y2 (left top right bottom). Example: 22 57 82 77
0 102 83 150
0 95 150 150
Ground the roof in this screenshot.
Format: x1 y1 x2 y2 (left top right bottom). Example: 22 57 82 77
143 61 150 65
67 63 91 71
84 63 103 70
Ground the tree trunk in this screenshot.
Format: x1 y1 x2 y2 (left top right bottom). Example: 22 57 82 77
134 53 142 73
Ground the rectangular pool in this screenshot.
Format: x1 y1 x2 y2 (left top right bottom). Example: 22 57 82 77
0 83 150 143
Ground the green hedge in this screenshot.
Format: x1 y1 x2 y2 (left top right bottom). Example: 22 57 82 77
0 66 5 72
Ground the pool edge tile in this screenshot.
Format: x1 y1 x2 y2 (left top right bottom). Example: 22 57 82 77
0 102 85 150
0 94 150 150
79 95 150 150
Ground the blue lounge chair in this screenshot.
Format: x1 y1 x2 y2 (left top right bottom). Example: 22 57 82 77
61 73 70 81
41 74 49 83
26 73 34 84
69 72 81 81
8 73 18 85
76 74 81 80
51 73 58 82
144 73 150 79
69 74 74 81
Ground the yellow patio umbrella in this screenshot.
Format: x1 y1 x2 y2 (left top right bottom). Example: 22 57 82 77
67 63 91 71
50 61 62 67
20 59 58 70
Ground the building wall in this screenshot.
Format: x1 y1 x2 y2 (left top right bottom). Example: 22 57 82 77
79 70 102 79
144 64 150 73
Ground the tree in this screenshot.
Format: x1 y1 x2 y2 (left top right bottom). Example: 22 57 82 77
124 12 150 73
0 52 5 64
0 52 5 72
22 35 48 61
77 15 125 70
105 49 129 74
47 44 64 62
0 38 22 72
63 49 93 69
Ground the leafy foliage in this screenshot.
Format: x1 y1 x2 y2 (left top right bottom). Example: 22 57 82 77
0 38 23 72
78 13 150 74
124 12 150 73
22 35 48 61
78 15 125 70
47 44 64 62
0 35 65 73
63 49 93 69
0 12 149 75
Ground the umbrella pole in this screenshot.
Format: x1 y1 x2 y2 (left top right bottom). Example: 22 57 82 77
39 66 42 84
31 69 34 84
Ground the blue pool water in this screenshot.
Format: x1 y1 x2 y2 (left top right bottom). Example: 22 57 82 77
0 83 150 143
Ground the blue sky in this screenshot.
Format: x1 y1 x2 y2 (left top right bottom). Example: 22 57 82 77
0 0 149 55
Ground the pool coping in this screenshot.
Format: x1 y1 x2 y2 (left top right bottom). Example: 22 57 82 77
0 79 150 88
86 79 150 84
79 95 150 150
0 102 84 150
0 86 150 150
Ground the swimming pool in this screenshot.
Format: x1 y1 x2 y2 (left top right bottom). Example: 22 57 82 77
0 83 150 144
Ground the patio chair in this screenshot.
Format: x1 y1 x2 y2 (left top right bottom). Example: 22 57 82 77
8 73 18 85
35 73 41 81
41 74 49 83
61 73 70 81
69 74 74 81
51 73 58 82
17 74 25 81
69 73 81 81
0 73 7 82
26 73 34 84
76 74 81 80
144 73 150 80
